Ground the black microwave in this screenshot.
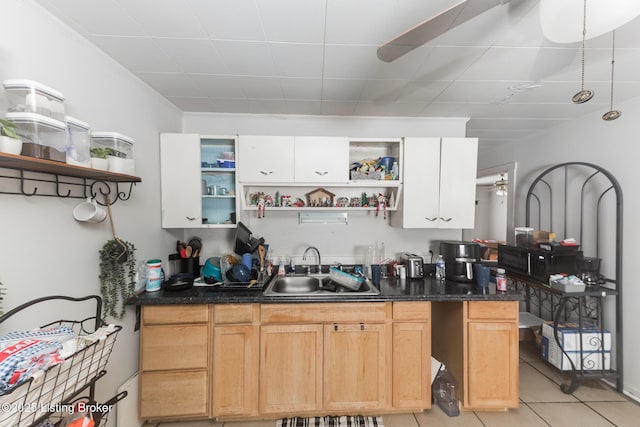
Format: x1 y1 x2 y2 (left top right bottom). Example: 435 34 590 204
497 245 532 276
531 250 582 281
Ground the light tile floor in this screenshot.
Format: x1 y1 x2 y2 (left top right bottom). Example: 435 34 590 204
150 342 640 427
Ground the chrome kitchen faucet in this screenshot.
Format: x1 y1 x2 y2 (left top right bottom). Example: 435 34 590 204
302 246 322 274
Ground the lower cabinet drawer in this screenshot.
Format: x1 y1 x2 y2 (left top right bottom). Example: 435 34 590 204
140 370 209 419
141 324 209 371
467 301 518 320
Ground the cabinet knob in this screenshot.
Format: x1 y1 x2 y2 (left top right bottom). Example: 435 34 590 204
334 324 338 331
440 217 453 222
259 170 274 176
315 171 328 176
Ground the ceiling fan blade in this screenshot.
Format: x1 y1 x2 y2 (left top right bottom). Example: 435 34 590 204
377 0 510 62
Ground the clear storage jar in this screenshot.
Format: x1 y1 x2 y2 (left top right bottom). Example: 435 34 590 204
5 112 67 162
65 116 91 167
91 131 135 175
514 227 534 247
3 79 65 122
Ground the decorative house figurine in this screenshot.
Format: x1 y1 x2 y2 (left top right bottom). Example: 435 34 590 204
306 188 335 207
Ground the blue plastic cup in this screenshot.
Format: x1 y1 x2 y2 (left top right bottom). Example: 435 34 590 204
371 264 381 286
241 253 253 270
474 264 491 292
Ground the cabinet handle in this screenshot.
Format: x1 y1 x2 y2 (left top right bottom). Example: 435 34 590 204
360 323 365 331
186 216 199 221
334 324 338 331
425 217 438 222
259 170 274 176
440 217 453 222
314 171 328 176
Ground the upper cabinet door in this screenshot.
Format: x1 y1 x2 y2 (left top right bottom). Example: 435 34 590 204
394 137 477 229
238 135 294 182
160 133 202 228
294 137 349 183
439 137 478 229
399 137 441 228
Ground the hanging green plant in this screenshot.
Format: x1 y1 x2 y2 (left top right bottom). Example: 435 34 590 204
99 238 136 319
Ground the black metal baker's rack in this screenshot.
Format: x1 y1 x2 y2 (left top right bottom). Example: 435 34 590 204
512 162 623 393
0 295 126 426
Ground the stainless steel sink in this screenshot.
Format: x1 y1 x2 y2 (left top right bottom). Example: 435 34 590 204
263 274 380 297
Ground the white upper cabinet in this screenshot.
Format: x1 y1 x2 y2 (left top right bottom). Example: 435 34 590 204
392 137 477 229
160 133 203 228
161 133 239 229
438 137 478 228
294 137 349 183
238 135 294 182
239 136 349 184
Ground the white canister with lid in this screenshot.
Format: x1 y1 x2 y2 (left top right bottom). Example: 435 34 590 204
146 259 163 292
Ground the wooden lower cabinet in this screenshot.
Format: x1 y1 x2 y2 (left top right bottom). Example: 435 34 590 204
139 305 210 420
324 323 389 411
259 323 324 414
212 324 259 417
392 322 431 409
139 300 517 421
465 302 519 409
431 301 519 411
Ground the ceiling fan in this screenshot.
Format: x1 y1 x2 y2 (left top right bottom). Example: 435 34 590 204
476 174 508 195
377 0 512 62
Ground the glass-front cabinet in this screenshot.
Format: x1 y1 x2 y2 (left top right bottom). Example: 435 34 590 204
160 134 238 228
201 138 237 226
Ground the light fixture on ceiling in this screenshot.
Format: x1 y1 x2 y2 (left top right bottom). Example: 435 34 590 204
540 0 640 43
495 174 508 196
603 30 621 121
572 0 594 104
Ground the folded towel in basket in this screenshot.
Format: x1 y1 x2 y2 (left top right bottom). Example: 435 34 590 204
0 325 74 349
0 339 63 392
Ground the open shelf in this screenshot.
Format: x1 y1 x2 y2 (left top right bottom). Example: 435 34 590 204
0 152 141 182
0 152 141 204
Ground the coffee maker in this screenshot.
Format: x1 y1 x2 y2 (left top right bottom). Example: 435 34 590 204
440 241 480 282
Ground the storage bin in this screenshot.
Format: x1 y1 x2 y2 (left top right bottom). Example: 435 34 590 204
3 79 65 122
65 116 91 167
91 131 135 175
5 112 67 162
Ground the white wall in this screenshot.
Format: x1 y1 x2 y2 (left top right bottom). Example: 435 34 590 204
478 98 640 400
0 1 182 422
465 188 508 243
183 113 471 265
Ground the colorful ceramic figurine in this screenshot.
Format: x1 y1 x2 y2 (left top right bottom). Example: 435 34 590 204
376 193 387 219
257 193 266 218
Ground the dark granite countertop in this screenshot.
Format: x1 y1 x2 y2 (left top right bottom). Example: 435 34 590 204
128 276 522 306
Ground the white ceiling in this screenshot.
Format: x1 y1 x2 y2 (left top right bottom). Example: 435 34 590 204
34 0 640 151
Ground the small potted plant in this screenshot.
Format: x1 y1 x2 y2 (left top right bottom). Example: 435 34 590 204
90 146 112 170
0 118 22 155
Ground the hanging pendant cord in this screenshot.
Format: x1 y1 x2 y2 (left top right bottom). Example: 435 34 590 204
580 0 587 92
609 30 616 111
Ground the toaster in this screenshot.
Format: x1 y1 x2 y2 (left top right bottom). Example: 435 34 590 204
401 253 424 278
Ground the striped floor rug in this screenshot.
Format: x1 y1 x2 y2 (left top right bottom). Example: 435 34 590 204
276 415 384 427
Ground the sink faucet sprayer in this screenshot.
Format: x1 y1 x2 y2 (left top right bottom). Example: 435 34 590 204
302 246 322 273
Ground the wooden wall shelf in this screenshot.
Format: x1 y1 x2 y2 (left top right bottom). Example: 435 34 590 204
0 152 141 204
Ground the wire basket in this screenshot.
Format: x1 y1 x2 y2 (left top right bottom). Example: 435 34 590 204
0 295 122 427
